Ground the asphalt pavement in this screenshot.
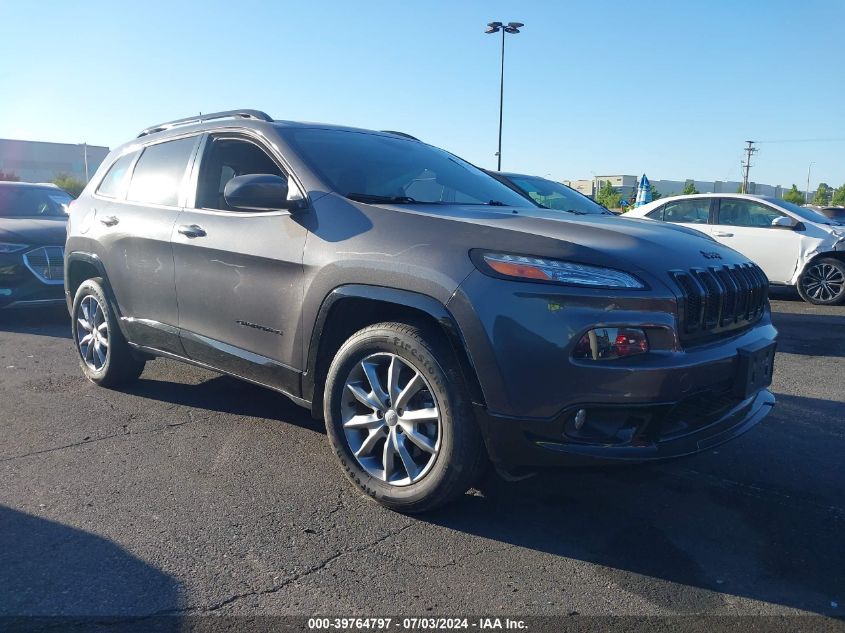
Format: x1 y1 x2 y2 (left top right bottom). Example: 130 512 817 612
0 295 842 620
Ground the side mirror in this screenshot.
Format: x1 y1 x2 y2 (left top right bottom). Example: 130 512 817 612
771 216 795 229
223 174 299 211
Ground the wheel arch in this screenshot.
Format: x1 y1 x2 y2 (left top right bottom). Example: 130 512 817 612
65 252 125 321
303 285 485 419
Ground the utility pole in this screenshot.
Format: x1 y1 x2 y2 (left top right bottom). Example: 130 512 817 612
741 141 757 194
805 161 814 203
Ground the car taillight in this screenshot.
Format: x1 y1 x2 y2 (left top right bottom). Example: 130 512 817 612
573 327 649 361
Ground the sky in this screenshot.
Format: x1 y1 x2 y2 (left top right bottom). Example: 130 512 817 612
1 0 843 189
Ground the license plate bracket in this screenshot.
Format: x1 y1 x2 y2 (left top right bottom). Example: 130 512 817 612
733 340 776 399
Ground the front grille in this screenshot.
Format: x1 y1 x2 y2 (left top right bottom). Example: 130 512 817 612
670 263 768 340
23 246 65 285
660 385 740 439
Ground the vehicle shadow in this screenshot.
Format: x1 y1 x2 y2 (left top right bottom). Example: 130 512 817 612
771 310 845 357
120 373 325 434
423 393 843 615
0 505 182 624
0 306 71 339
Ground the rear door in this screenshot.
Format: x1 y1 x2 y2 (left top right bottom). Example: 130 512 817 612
92 135 200 353
710 198 803 283
645 197 714 235
171 132 308 394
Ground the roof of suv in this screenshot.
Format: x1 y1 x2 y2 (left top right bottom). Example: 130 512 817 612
134 108 416 144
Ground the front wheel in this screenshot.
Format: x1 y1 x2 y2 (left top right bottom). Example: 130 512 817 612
797 258 845 305
324 322 485 513
71 278 146 387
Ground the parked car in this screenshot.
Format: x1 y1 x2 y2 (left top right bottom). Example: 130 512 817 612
484 171 613 215
65 110 777 512
818 206 845 222
626 193 845 305
0 181 72 309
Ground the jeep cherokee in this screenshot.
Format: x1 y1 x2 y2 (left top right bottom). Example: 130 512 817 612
64 109 777 512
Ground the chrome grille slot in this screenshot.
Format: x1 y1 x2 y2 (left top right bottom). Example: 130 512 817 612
23 246 65 285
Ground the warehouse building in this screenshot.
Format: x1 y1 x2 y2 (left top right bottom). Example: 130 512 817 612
0 138 109 183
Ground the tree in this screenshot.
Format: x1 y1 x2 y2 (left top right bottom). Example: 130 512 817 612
650 184 662 201
812 183 832 206
682 181 699 195
0 171 20 181
52 174 86 198
595 180 622 209
832 184 845 206
783 184 805 205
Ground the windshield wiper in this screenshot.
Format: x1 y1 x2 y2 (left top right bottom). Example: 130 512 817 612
346 193 428 204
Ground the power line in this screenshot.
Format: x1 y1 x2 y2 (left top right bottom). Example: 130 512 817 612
756 137 845 144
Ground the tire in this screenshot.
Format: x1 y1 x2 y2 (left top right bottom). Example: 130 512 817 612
71 278 145 387
324 322 486 513
797 258 845 306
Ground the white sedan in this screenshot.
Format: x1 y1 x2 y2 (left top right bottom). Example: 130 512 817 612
625 193 845 305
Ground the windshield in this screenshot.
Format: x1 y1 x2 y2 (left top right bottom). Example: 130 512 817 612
0 186 71 217
504 175 610 215
767 198 836 224
283 128 533 207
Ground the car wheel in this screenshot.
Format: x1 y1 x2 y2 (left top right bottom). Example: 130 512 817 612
324 322 485 513
797 258 845 305
71 278 145 387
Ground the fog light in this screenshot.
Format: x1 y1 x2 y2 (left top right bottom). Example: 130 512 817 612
573 327 649 360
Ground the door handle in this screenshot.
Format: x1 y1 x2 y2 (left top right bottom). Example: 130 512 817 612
99 215 119 227
714 231 734 237
177 224 207 238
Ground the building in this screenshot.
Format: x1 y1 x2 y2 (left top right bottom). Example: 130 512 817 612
565 174 792 201
0 139 109 183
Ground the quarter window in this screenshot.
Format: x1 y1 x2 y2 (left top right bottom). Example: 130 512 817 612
662 199 711 224
97 152 137 198
126 137 197 207
718 200 784 227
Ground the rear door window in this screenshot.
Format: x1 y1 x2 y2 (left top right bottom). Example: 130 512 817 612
662 199 711 224
126 137 198 207
97 152 138 198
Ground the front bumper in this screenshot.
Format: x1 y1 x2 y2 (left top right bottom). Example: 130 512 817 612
0 249 65 309
448 270 778 467
475 389 775 468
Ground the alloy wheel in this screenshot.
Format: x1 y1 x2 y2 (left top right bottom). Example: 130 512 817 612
802 263 845 302
76 295 109 371
341 352 441 486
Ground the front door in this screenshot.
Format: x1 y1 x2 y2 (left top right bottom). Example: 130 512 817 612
709 198 803 283
171 133 308 395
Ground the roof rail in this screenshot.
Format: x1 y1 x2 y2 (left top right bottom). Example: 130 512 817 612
381 130 420 141
137 109 273 138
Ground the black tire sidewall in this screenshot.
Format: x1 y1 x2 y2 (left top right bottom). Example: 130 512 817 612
71 278 122 384
798 258 845 305
324 325 470 510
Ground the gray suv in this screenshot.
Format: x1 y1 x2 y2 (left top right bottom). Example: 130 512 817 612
65 110 777 512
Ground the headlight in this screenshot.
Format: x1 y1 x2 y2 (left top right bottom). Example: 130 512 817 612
473 251 645 289
0 243 29 254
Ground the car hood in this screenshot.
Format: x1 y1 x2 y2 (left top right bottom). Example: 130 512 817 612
0 217 67 247
384 203 753 280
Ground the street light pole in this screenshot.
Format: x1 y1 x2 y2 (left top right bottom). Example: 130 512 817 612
485 21 523 171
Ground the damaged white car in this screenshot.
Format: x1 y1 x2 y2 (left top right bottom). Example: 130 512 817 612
626 193 845 305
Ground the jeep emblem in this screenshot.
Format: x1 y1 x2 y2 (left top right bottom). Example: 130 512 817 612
700 250 722 260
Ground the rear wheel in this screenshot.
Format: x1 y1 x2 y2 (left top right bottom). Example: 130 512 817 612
324 322 485 513
797 258 845 305
71 278 145 387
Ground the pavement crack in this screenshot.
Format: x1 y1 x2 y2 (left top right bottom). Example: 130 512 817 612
0 432 124 463
184 522 415 613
